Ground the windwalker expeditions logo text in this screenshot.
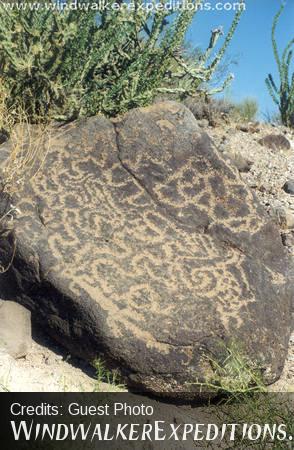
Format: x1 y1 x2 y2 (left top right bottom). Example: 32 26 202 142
0 1 246 13
10 421 291 442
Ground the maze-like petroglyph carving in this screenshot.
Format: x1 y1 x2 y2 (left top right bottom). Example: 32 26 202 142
2 102 291 395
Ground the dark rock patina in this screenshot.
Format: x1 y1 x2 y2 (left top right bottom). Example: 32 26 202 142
283 180 294 195
0 102 292 397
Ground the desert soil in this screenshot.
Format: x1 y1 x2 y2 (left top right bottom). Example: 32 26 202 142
0 324 126 392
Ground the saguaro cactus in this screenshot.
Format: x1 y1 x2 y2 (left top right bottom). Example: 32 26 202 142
266 3 294 128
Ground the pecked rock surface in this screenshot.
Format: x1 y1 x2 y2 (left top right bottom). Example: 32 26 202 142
0 102 292 397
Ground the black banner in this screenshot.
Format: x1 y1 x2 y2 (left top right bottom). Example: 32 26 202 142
0 393 294 449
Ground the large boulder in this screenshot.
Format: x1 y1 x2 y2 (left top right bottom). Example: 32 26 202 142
0 102 292 397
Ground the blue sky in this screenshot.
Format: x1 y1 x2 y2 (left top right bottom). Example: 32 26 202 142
185 0 294 118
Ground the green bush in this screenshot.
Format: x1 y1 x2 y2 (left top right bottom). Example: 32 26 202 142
233 97 259 122
191 341 265 398
0 0 244 122
266 3 294 128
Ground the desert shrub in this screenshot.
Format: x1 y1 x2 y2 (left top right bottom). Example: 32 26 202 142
92 358 125 392
184 95 261 126
233 97 259 122
183 95 235 125
211 97 236 115
266 3 294 128
191 341 265 398
183 94 212 121
190 342 294 449
185 96 258 124
0 81 14 140
0 0 244 122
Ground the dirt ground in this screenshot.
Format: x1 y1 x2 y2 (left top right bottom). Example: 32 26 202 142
0 325 125 392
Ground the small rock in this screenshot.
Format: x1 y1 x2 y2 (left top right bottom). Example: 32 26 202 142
248 180 258 188
225 128 237 138
283 181 294 195
218 143 227 153
281 232 294 247
0 132 8 145
224 151 253 172
236 124 250 133
197 119 209 129
259 134 291 151
236 123 260 133
257 184 267 193
271 206 294 229
285 213 294 229
0 300 32 359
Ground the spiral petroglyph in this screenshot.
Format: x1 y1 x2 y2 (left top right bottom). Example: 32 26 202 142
0 102 292 397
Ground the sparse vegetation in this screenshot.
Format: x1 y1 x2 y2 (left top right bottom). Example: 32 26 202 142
0 80 51 194
0 0 244 122
92 358 125 392
219 394 294 449
184 95 258 125
190 343 294 449
1 122 51 194
266 3 294 128
184 95 239 126
191 341 266 399
233 97 259 122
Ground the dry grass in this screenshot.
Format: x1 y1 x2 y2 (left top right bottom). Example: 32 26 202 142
0 84 51 194
1 121 51 194
190 341 266 399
